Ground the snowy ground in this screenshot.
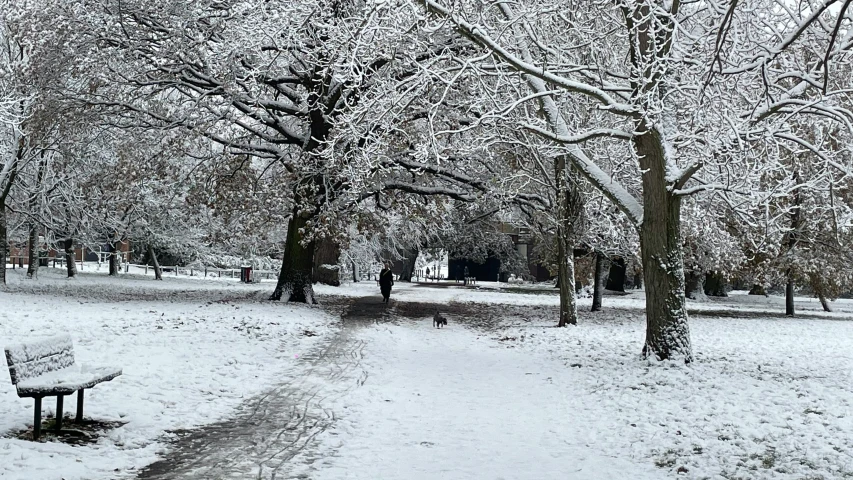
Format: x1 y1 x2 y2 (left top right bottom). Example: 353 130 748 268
3 268 853 479
0 267 336 479
305 283 853 480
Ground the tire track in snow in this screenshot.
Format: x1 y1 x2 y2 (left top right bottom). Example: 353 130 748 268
136 296 388 480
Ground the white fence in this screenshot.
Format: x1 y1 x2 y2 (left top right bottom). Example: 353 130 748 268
5 255 278 281
128 265 278 281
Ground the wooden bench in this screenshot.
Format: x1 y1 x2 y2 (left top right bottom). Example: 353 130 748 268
4 335 122 440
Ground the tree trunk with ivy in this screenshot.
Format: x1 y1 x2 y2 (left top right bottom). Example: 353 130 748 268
399 247 418 282
685 270 705 300
312 237 341 286
704 272 727 297
606 257 626 292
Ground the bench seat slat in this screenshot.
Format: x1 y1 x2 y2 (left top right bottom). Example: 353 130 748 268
15 365 122 397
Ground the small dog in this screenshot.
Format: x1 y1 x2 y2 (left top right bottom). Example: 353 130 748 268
433 310 448 328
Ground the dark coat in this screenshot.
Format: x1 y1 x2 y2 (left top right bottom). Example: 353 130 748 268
379 268 394 295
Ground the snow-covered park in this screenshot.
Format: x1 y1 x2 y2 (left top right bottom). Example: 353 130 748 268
4 1 853 479
0 269 336 478
2 268 852 479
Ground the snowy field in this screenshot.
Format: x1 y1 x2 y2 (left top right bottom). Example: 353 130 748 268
2 268 853 479
0 267 336 479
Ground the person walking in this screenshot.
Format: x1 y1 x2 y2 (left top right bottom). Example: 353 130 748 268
379 262 394 303
425 267 431 282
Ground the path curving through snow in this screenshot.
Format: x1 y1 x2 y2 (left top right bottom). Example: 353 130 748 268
135 298 377 480
301 301 662 480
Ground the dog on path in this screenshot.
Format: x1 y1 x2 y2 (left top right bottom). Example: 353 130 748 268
433 310 448 328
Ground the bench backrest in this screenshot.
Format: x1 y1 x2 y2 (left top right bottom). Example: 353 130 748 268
5 335 75 385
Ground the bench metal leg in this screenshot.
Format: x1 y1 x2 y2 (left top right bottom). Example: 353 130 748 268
33 397 42 441
55 395 64 432
76 389 84 422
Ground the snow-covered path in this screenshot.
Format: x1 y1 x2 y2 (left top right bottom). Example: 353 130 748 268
135 300 372 479
137 323 367 479
135 295 397 480
304 304 662 480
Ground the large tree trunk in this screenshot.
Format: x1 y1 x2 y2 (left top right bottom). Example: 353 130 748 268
398 247 418 282
591 252 607 312
147 244 162 280
64 238 76 278
785 275 795 316
685 270 706 300
704 272 728 297
271 206 316 303
555 158 580 327
606 257 626 292
633 265 643 290
312 236 340 286
636 127 692 362
26 226 38 279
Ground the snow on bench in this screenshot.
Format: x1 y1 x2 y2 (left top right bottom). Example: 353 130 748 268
4 335 122 440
